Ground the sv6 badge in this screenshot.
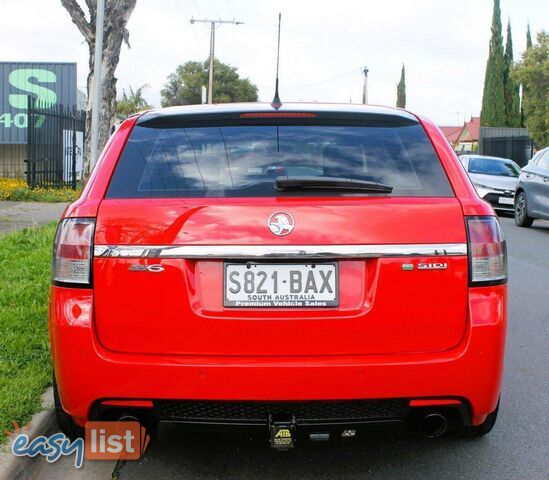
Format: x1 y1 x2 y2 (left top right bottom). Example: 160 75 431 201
128 264 165 272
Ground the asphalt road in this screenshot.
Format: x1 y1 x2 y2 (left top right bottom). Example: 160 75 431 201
29 216 549 480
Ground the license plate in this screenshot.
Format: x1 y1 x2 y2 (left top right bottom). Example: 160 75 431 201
498 196 514 205
224 263 338 307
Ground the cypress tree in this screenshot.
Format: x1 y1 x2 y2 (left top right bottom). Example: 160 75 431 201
504 20 521 126
526 23 533 49
396 65 406 108
521 23 533 126
480 0 506 126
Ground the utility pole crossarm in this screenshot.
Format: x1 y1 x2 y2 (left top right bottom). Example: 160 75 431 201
189 17 244 104
190 18 244 25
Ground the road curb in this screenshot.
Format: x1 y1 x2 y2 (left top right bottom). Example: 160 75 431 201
0 387 56 480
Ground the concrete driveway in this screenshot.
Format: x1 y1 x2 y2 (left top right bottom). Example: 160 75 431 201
0 201 67 236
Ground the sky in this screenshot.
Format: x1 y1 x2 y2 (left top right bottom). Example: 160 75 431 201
1 0 547 125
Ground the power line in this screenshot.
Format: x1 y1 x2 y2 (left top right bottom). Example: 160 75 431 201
260 67 362 90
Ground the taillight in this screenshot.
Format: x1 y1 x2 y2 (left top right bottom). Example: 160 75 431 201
52 218 95 286
466 216 507 285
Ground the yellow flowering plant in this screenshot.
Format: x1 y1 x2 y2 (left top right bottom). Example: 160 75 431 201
0 178 80 202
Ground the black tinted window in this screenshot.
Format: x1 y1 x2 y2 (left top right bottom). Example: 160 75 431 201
468 157 520 177
107 123 453 198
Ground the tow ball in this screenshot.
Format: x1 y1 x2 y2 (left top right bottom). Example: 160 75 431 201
269 414 296 450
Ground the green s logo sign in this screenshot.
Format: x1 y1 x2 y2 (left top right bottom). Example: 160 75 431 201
8 69 57 109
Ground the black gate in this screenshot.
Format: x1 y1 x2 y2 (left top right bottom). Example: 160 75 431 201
26 97 85 189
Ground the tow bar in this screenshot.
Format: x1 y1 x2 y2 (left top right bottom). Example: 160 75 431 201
269 414 296 450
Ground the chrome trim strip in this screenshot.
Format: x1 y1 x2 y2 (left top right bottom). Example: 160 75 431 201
94 243 467 259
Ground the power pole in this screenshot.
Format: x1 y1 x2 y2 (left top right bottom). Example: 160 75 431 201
90 0 105 168
362 66 369 104
190 18 244 104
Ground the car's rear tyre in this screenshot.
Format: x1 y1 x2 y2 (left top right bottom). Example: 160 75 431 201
456 400 499 438
53 375 84 439
515 192 534 227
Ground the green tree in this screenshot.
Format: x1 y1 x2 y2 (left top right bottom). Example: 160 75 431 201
526 23 533 49
161 59 258 106
396 65 406 108
481 0 506 126
521 23 533 126
61 0 137 179
513 31 549 146
503 20 521 127
116 84 152 117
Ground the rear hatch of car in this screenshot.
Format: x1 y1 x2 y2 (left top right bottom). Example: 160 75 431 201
92 109 468 357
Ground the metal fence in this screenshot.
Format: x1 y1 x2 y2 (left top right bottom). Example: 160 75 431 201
26 97 85 189
479 127 534 167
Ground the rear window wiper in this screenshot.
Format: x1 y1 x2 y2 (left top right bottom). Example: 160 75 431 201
275 176 393 193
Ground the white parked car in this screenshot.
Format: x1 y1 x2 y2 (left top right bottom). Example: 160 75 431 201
459 155 521 213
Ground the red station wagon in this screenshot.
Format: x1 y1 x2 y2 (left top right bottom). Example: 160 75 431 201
50 103 507 447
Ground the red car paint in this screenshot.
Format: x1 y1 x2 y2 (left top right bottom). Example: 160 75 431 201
50 103 506 432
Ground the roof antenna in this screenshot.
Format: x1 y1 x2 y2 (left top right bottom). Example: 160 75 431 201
271 13 282 109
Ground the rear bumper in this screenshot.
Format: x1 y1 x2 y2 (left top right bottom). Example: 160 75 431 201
49 285 506 427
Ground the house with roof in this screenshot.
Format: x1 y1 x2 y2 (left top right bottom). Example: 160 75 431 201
439 117 480 153
456 117 480 152
439 126 462 150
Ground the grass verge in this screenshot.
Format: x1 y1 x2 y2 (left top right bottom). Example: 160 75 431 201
0 178 80 203
0 223 56 443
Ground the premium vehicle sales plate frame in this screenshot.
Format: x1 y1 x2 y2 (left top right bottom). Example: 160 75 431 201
223 262 339 308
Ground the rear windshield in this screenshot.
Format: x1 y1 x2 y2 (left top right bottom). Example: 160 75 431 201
468 157 520 177
107 122 454 198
